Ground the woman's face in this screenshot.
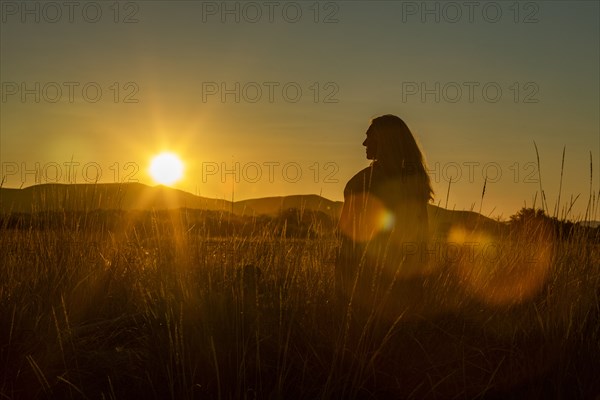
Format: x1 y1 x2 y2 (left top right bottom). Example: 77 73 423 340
362 126 377 160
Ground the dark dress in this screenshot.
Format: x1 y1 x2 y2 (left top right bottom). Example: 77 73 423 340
336 162 429 318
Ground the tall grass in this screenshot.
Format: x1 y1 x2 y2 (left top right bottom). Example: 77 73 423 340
0 203 599 399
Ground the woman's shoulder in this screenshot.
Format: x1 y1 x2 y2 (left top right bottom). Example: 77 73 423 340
344 165 379 195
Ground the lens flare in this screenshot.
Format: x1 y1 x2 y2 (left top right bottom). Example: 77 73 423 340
449 223 553 306
379 209 396 231
339 193 394 242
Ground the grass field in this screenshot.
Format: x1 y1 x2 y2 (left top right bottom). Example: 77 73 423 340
1 208 599 399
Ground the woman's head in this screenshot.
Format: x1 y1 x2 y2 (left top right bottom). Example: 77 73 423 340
364 114 433 200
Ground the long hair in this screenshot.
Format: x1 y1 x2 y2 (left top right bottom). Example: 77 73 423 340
369 114 433 201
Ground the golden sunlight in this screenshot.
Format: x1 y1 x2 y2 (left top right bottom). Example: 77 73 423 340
149 152 184 185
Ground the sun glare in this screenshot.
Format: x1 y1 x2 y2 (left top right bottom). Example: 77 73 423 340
149 152 184 185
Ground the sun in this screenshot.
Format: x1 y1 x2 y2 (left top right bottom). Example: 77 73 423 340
149 152 184 185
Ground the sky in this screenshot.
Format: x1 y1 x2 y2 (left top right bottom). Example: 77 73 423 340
1 1 599 221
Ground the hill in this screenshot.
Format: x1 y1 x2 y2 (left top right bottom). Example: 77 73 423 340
0 183 503 235
0 183 231 213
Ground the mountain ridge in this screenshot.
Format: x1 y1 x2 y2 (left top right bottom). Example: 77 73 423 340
0 182 504 234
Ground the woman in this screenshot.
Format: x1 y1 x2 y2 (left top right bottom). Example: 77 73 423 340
336 115 433 318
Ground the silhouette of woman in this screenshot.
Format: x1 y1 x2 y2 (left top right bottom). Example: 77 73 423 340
336 115 433 318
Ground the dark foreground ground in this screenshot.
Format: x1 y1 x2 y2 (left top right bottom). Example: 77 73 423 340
1 212 599 399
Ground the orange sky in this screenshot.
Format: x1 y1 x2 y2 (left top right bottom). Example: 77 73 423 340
1 1 598 221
